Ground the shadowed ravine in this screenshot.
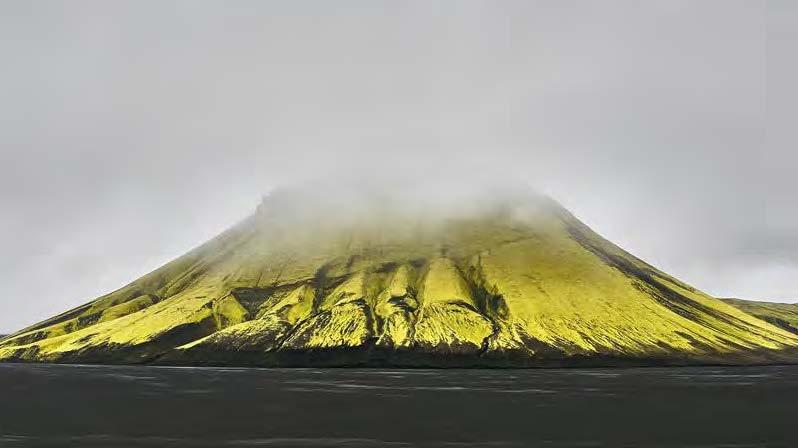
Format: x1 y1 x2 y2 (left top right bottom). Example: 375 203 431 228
1 190 797 367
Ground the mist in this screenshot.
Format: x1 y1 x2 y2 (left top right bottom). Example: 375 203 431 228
1 1 796 333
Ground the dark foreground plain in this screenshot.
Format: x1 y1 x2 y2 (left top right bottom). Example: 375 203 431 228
1 364 795 448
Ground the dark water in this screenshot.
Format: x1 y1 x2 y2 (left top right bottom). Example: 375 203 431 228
1 364 796 447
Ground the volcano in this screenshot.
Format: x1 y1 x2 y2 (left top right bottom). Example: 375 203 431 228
2 188 796 367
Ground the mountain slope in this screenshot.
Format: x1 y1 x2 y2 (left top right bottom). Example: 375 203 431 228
722 298 798 335
2 190 797 367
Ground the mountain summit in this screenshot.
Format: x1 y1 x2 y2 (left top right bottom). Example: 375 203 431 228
2 188 797 367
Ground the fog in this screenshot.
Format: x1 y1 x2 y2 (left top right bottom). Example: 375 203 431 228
1 1 796 332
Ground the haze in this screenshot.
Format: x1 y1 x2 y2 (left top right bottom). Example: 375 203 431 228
1 1 796 333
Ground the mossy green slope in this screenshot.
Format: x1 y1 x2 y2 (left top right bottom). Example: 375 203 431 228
2 192 797 367
722 298 798 335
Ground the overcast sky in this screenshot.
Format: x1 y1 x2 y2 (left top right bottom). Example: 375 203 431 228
1 1 796 333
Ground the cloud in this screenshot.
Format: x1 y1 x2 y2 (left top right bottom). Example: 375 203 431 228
0 1 795 332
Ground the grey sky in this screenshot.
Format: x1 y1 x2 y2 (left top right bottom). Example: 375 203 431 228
1 1 796 333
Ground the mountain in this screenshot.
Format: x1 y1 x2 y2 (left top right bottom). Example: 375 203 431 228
2 189 797 367
722 299 798 335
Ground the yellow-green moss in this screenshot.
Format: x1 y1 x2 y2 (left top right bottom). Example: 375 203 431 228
723 298 798 334
3 194 797 365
